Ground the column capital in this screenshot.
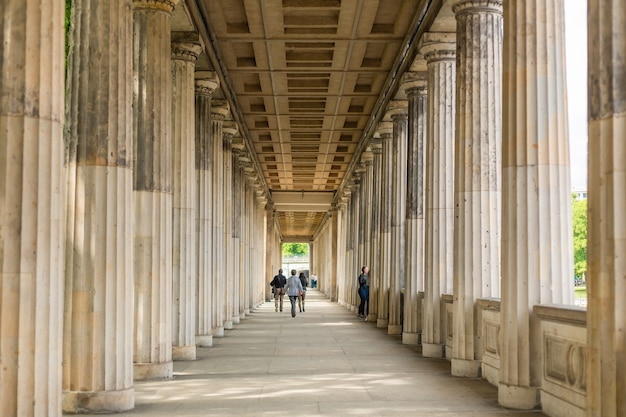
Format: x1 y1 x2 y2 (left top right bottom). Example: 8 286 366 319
420 32 456 64
386 100 408 121
402 72 428 98
171 42 203 62
451 0 503 16
133 0 178 13
211 100 230 120
223 121 238 139
376 121 394 140
195 72 220 96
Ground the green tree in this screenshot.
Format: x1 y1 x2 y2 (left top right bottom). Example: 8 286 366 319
282 243 309 256
572 196 587 280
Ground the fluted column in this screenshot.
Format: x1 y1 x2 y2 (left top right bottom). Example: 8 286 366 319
421 33 456 358
368 139 383 322
388 101 408 335
499 1 573 409
586 2 626 416
211 101 228 337
377 122 394 328
171 37 202 361
222 122 237 329
0 1 65 415
132 0 178 380
402 75 428 345
450 0 503 378
194 74 219 347
62 0 134 412
232 140 244 321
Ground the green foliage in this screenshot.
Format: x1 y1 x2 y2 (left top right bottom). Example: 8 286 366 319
282 243 309 256
65 0 72 74
572 197 587 279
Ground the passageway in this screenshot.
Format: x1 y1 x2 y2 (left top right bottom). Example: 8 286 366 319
74 291 546 417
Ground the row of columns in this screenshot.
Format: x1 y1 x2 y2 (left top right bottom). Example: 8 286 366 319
0 0 269 415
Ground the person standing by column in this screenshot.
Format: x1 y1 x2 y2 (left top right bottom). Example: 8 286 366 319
270 269 286 312
358 266 370 319
286 270 304 318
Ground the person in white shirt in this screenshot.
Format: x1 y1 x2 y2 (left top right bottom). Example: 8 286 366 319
285 269 304 318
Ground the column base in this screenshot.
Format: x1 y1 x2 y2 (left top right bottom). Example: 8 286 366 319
451 358 480 377
402 332 419 345
224 320 234 330
233 315 241 323
63 387 134 414
172 345 196 361
213 326 225 337
388 324 402 335
196 335 213 347
244 308 250 315
350 305 356 312
376 318 389 328
498 383 539 410
367 313 377 322
422 342 444 358
133 361 173 380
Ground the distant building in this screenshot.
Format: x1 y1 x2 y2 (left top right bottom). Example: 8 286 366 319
573 188 587 200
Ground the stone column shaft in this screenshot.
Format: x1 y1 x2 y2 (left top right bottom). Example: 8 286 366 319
171 39 202 361
232 148 243 321
0 1 65 415
421 34 456 358
587 2 626 416
389 103 408 335
499 0 573 409
194 76 218 347
403 80 428 345
132 0 178 380
377 123 394 328
451 0 503 378
368 141 383 322
62 0 134 412
222 125 236 329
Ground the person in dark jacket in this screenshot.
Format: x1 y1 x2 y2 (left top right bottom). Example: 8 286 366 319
298 272 309 312
357 266 370 319
270 269 287 312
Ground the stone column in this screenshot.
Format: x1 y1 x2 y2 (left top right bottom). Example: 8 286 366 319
232 139 245 321
265 203 276 302
368 139 383 322
389 101 408 335
222 122 237 329
450 0 503 377
376 122 394 328
62 0 134 412
420 33 456 358
586 2 626 416
499 0 573 409
132 0 178 380
171 36 202 361
402 75 428 345
211 100 229 337
0 1 65 415
194 74 219 347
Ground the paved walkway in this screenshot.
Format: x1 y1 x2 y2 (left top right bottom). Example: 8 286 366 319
78 290 547 417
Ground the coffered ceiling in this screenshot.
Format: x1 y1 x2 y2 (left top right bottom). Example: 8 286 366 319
180 0 449 241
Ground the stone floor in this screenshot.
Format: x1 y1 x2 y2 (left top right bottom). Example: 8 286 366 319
74 290 548 416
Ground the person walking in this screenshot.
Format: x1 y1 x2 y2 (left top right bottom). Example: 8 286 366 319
270 269 287 312
357 266 370 319
286 269 303 318
297 272 309 312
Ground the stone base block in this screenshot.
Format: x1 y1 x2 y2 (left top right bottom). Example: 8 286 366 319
422 342 444 358
232 315 241 324
350 305 356 312
376 318 389 328
173 345 196 361
388 324 402 335
133 361 173 380
541 390 585 417
63 387 134 414
451 358 480 377
213 326 225 337
498 383 539 410
244 308 250 315
402 332 419 345
367 313 377 322
224 320 234 330
482 362 499 387
196 335 213 347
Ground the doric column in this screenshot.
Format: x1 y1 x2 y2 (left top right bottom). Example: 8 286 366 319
232 139 245 321
499 1 573 409
0 1 65 415
450 0 503 378
194 74 219 347
171 36 202 361
211 100 229 337
222 121 237 329
132 0 178 380
420 33 456 358
587 2 626 416
62 0 134 412
368 139 383 322
376 121 394 328
265 202 276 302
402 74 428 345
388 101 408 335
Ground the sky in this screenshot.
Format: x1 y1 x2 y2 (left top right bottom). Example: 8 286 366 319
564 0 588 190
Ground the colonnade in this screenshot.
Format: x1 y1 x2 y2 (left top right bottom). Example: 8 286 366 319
311 1 626 415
